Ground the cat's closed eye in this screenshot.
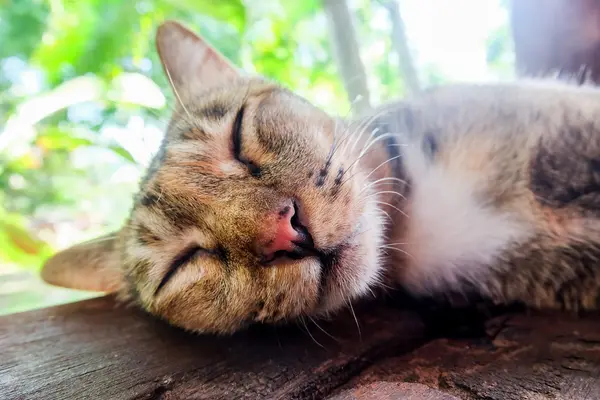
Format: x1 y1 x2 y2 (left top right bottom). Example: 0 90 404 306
155 245 208 295
232 106 261 177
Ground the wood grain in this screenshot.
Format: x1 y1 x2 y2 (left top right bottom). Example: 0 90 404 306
0 295 426 400
3 295 600 399
329 311 600 400
329 382 461 400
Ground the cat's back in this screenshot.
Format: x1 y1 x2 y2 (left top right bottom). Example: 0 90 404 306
402 79 600 142
409 78 600 215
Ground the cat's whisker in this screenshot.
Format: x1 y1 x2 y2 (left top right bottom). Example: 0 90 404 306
330 119 341 159
360 177 407 194
163 64 196 128
373 278 396 291
299 316 325 349
335 95 363 140
330 124 357 160
378 209 394 223
379 245 415 260
342 93 365 120
348 123 379 158
362 180 403 193
367 287 377 298
308 316 339 342
347 107 394 156
328 119 363 164
331 105 389 162
366 190 406 200
357 132 399 162
347 297 362 340
363 155 403 181
339 141 402 187
327 100 366 161
372 200 409 218
144 93 181 120
370 275 394 291
346 107 393 155
321 89 365 160
341 126 378 160
343 132 400 180
338 115 376 155
334 118 377 163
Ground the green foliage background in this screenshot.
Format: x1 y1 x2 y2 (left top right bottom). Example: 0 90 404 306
0 0 514 315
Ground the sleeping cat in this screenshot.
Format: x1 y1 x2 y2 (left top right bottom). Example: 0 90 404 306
41 20 600 334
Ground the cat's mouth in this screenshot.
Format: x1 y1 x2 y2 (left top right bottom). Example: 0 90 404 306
259 231 346 305
260 233 321 266
257 198 379 319
316 245 344 303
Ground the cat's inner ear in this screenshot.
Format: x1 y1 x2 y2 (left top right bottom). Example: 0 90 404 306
155 20 239 97
40 233 124 293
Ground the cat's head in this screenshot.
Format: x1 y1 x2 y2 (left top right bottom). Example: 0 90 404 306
41 20 394 334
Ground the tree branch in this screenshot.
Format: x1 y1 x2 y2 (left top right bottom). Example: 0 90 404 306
322 0 372 115
380 0 420 94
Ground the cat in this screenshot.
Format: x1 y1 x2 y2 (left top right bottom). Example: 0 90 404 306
41 20 600 334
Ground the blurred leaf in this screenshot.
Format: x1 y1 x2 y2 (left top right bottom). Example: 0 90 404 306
108 72 166 109
75 1 140 78
108 145 136 164
1 76 104 153
0 208 53 268
31 0 100 84
36 129 94 151
280 0 320 22
1 220 45 255
31 0 144 83
10 75 104 124
166 0 247 32
36 129 136 164
0 0 49 59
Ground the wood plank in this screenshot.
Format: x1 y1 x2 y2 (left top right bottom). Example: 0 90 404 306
0 295 427 400
328 311 600 400
5 291 600 399
329 382 461 400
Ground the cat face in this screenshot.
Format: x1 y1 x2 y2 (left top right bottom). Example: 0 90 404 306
41 21 391 334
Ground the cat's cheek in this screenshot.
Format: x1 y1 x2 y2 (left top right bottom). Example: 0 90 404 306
300 257 322 284
284 258 322 318
315 200 385 314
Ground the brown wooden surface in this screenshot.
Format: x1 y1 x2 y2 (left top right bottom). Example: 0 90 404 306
332 312 600 399
2 295 600 399
0 295 428 400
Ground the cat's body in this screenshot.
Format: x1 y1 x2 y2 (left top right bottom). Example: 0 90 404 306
379 80 600 312
41 21 600 334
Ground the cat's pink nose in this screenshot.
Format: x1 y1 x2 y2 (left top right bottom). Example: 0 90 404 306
259 201 314 263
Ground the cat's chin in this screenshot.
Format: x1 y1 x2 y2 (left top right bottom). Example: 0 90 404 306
312 198 385 317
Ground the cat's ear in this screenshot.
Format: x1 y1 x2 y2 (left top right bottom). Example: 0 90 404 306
40 233 125 293
155 20 239 96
